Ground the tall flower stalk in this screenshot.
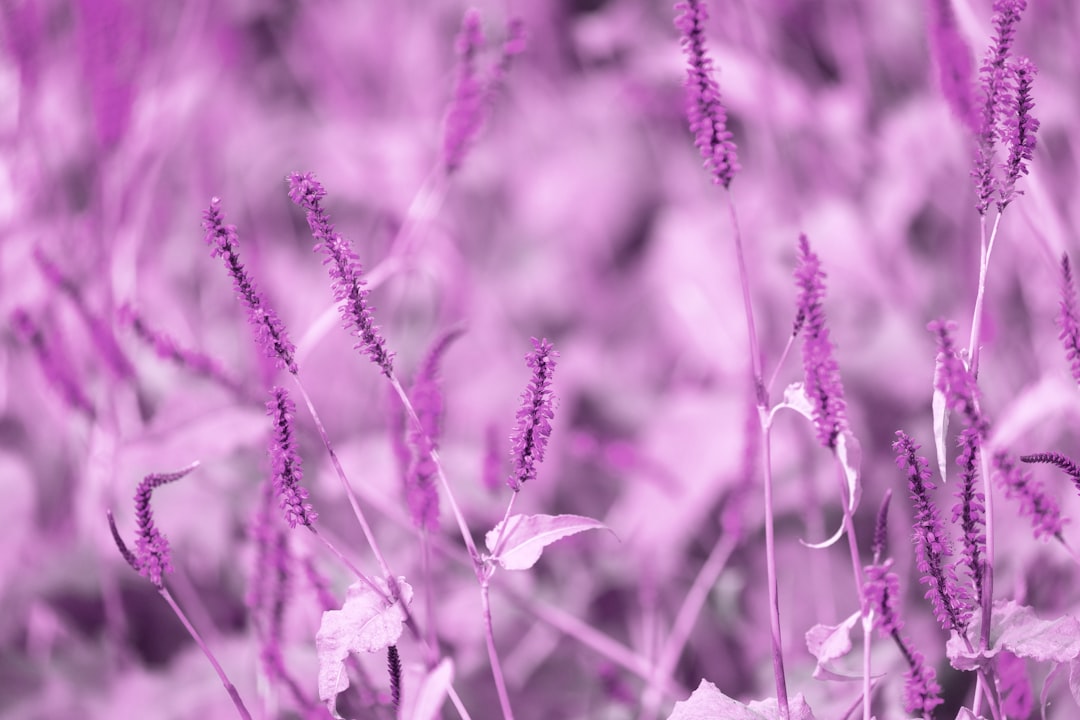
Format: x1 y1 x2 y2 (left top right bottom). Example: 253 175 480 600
673 1 790 716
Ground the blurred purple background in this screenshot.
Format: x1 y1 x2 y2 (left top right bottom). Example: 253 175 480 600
2 0 1079 718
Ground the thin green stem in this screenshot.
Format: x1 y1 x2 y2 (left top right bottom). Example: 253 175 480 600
480 580 516 720
159 587 252 720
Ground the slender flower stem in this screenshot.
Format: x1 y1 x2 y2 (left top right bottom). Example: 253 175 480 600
637 533 738 720
766 333 796 397
307 526 384 601
480 580 515 720
159 587 253 720
968 212 1003 378
447 683 475 720
862 614 873 720
488 491 519 559
291 375 393 579
726 190 789 720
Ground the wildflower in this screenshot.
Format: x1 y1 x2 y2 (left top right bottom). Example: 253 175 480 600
508 337 558 491
442 9 486 174
993 450 1064 541
900 644 944 717
387 645 402 709
132 463 199 588
1057 255 1080 384
1020 451 1080 480
952 427 986 604
674 0 739 188
972 0 1028 214
794 235 847 450
998 57 1039 210
926 0 978 132
864 492 903 635
287 173 394 377
203 198 298 375
268 387 317 529
12 308 96 419
894 431 971 633
404 328 463 531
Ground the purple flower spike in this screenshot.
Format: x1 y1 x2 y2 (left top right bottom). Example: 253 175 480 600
268 387 317 529
871 490 892 564
674 0 739 188
12 308 96 419
901 645 944 717
894 431 971 633
203 198 298 375
442 9 486 174
926 0 977 132
287 173 394 377
1020 451 1080 479
953 427 987 603
508 337 558 492
998 57 1039 210
993 451 1064 541
794 235 847 450
404 328 463 531
863 560 902 636
133 463 199 588
1057 255 1080 384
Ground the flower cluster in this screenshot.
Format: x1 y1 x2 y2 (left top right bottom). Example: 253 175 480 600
268 387 317 529
287 173 394 377
674 0 739 188
442 10 485 174
794 235 847 450
508 337 558 491
203 198 298 375
998 57 1039 209
894 431 971 633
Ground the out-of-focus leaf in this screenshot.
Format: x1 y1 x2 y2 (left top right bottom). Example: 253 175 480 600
836 429 861 514
403 658 454 720
666 680 815 720
989 376 1078 452
946 601 1080 672
805 611 860 679
485 513 612 571
316 576 414 707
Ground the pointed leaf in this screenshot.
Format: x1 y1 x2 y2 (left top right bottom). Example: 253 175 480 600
316 576 414 707
946 601 1080 672
406 658 453 720
836 430 862 514
485 513 613 571
767 382 815 427
933 355 950 485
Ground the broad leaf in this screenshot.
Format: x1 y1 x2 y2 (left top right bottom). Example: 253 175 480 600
666 680 815 720
316 576 414 707
946 601 1080 672
768 382 815 427
485 513 612 571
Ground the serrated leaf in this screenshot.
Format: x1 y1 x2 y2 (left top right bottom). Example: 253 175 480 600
946 601 1080 672
665 681 815 720
485 513 612 571
316 576 414 707
933 354 950 485
805 611 859 679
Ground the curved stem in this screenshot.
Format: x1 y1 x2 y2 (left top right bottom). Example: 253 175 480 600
159 587 252 720
481 580 515 720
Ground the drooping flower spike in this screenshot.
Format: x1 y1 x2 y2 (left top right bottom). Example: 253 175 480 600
508 337 558 492
203 198 298 375
674 0 739 188
793 234 847 450
1020 451 1080 481
287 172 394 377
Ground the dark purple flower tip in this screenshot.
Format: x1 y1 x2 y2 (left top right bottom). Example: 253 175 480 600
133 462 199 588
674 0 739 188
107 509 137 571
993 451 1065 541
267 387 317 529
794 235 847 450
286 173 394 377
1057 254 1080 384
202 198 298 375
1020 451 1080 478
508 337 559 492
